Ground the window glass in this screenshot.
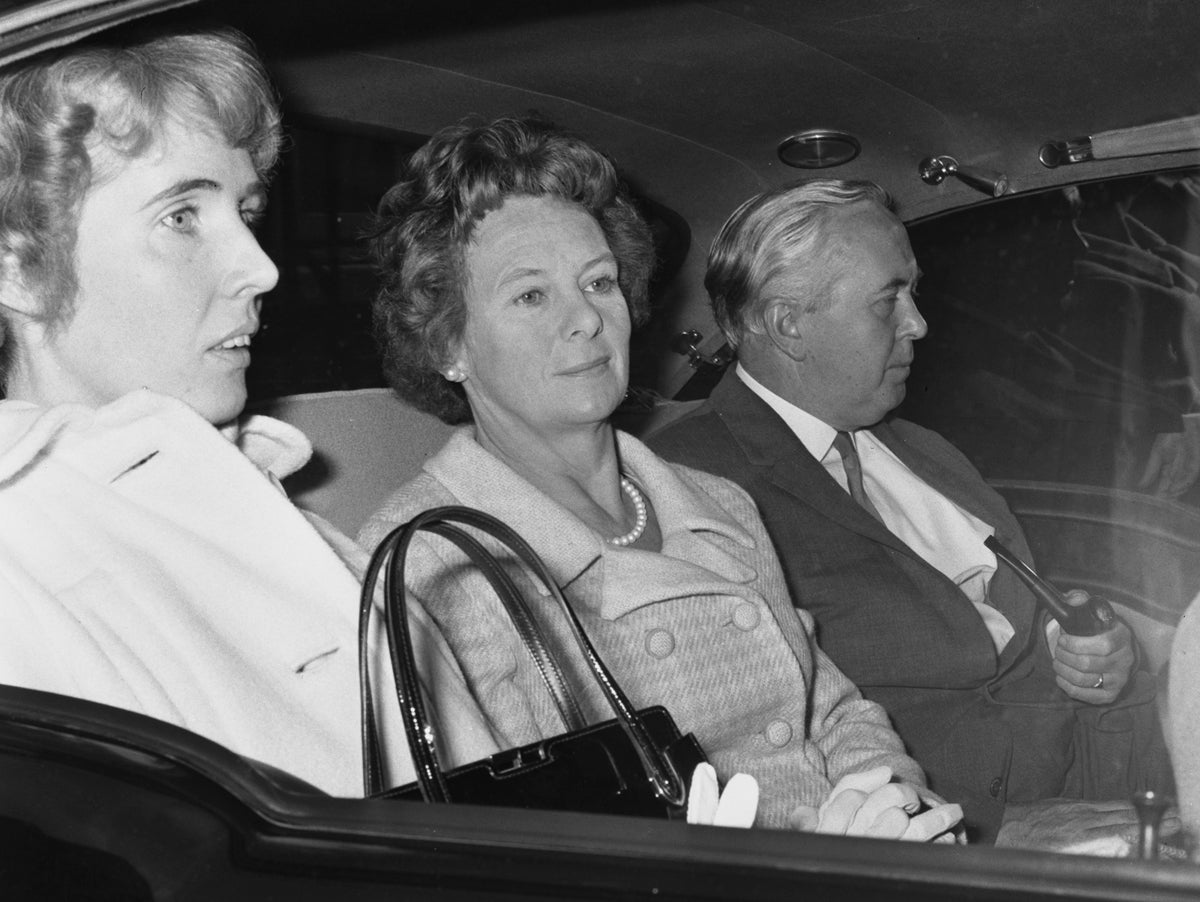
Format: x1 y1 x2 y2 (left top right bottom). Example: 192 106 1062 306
247 118 689 403
248 120 419 400
903 170 1200 509
901 171 1200 640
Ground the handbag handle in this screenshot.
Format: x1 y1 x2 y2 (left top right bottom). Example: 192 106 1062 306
424 520 587 732
359 505 687 808
358 516 587 794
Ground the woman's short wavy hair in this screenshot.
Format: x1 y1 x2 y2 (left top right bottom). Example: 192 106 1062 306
368 115 655 425
0 29 281 386
706 179 894 349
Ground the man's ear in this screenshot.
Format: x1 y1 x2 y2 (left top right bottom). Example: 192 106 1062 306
762 299 807 362
0 253 41 318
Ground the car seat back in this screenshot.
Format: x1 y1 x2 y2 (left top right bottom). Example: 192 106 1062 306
251 389 455 538
254 389 706 539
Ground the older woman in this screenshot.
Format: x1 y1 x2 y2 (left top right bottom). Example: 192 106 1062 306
362 116 962 837
0 31 495 796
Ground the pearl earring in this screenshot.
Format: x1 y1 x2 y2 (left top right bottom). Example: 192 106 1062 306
444 367 464 382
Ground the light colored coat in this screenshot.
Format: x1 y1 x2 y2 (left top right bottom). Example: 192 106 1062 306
0 390 497 796
1170 592 1200 835
359 427 926 829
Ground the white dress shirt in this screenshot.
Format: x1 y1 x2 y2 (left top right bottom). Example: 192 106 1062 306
737 365 1015 652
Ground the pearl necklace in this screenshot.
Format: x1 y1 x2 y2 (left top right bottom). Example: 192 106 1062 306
609 476 648 547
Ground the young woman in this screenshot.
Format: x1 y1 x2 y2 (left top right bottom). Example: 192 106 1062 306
0 30 496 796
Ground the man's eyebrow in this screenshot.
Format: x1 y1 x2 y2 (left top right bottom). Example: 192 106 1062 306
879 268 923 291
139 178 221 211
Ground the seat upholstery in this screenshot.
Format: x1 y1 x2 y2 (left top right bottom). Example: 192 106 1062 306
254 389 709 538
251 389 455 538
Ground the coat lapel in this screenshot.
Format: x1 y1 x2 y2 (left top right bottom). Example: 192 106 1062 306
424 430 605 589
706 372 916 558
597 433 761 619
704 371 1039 677
424 428 761 622
870 418 1040 659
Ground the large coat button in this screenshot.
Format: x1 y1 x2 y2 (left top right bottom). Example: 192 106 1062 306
732 603 761 631
989 777 1003 798
645 628 676 659
765 720 793 747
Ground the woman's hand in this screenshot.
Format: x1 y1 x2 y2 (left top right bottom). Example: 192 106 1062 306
686 762 759 828
789 766 964 842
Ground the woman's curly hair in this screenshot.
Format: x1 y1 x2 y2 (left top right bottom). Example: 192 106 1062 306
0 30 281 388
367 115 655 424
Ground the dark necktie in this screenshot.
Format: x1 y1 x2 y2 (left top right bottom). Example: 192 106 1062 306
832 431 884 523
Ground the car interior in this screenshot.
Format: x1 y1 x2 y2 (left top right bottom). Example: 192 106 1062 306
3 0 1200 898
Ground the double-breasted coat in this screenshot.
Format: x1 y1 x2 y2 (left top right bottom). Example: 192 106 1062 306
358 427 929 829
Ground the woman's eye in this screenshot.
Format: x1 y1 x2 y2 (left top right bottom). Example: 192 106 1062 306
586 275 617 293
515 289 545 305
162 207 198 232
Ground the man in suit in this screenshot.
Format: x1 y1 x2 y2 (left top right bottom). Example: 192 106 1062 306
648 179 1168 847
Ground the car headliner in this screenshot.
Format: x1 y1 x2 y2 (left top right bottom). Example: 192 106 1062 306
231 1 1199 211
5 0 1200 382
231 0 1200 383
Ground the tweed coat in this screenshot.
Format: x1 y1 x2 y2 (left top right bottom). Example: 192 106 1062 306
647 369 1085 841
358 427 929 830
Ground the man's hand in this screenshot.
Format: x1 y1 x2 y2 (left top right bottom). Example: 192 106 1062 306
996 798 1182 856
788 766 963 842
1047 590 1135 704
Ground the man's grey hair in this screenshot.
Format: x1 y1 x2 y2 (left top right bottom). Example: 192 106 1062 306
705 179 894 348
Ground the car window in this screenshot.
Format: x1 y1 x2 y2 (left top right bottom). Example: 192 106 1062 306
902 170 1200 508
900 171 1200 643
246 117 690 404
247 119 417 401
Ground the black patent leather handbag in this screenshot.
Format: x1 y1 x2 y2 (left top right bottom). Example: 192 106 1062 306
357 506 705 818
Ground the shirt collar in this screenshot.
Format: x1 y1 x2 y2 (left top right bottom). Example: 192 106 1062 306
737 364 839 461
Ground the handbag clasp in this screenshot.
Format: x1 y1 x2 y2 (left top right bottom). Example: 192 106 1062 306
492 744 550 776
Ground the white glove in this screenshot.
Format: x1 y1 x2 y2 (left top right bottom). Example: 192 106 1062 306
686 762 759 828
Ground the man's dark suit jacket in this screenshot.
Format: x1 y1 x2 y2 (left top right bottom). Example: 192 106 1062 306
648 370 1085 841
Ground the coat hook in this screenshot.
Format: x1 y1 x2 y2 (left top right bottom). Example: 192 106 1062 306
919 155 1009 198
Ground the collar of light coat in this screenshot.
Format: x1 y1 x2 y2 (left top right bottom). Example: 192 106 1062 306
227 409 313 481
0 389 314 486
0 388 360 681
424 427 760 619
